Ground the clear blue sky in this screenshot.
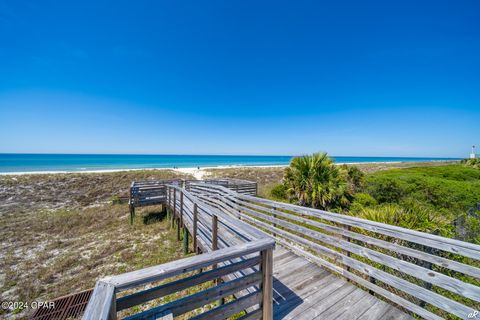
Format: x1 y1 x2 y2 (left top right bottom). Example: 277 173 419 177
0 0 478 157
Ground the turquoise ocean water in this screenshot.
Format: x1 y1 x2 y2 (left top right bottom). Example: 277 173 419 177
0 154 461 173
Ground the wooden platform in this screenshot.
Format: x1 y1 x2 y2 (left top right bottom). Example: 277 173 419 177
84 181 480 319
271 246 411 320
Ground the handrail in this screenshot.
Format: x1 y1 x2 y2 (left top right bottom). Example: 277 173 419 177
84 182 273 320
109 238 273 291
166 184 266 243
191 183 480 258
83 240 274 320
189 183 480 320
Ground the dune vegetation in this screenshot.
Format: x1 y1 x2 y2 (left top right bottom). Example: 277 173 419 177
1 159 477 318
0 170 193 319
268 153 480 244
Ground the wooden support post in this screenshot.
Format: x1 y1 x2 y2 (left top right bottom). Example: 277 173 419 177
129 205 135 225
419 243 435 307
108 285 117 320
173 188 177 218
368 275 376 295
166 188 170 221
211 214 224 306
180 192 184 228
212 215 218 252
172 188 177 229
177 218 181 241
183 228 189 255
167 187 171 211
193 203 198 252
261 249 273 320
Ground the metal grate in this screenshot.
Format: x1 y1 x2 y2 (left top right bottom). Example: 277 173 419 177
31 289 93 320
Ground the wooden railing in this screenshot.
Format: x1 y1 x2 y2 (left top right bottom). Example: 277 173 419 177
129 179 257 224
84 185 274 320
130 179 257 208
129 180 183 205
185 179 257 196
189 183 480 320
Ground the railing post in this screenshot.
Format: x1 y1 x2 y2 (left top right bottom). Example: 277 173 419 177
129 185 135 225
166 187 170 221
261 248 273 320
177 192 183 242
211 214 224 306
212 214 218 251
129 204 135 225
173 188 176 217
180 189 187 254
183 228 189 255
170 188 175 229
193 203 198 252
180 192 184 229
109 290 117 320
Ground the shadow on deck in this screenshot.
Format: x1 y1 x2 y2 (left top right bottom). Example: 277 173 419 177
271 247 412 320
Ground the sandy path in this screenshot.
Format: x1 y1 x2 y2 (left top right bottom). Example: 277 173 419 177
173 168 207 180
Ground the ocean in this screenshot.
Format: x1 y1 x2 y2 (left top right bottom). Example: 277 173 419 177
0 154 461 173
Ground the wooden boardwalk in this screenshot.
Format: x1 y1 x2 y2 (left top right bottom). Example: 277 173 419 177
271 247 412 320
83 179 480 320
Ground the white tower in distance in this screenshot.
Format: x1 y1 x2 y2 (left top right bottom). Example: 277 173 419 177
471 145 477 159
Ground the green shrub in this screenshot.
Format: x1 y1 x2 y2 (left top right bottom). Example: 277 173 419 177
284 152 353 210
270 184 287 199
364 176 408 203
353 192 377 207
363 165 480 216
349 202 453 236
342 165 365 193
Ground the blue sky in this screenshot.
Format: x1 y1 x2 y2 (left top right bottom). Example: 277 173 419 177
0 0 478 157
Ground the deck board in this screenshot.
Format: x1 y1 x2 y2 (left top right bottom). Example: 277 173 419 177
271 247 412 320
175 187 413 320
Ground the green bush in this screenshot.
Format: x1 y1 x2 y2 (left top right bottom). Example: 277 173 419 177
270 184 287 199
348 201 453 236
363 165 480 216
283 152 353 210
350 193 377 211
364 176 408 203
342 164 365 193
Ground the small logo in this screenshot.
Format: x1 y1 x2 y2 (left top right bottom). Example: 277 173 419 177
468 311 479 319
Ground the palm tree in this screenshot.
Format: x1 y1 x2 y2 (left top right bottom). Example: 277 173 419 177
284 152 352 210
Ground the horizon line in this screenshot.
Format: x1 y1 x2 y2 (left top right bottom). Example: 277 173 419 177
0 152 463 159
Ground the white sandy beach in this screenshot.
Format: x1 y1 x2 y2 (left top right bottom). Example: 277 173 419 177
0 160 459 177
0 164 289 178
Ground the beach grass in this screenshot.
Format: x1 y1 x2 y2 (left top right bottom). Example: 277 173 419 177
0 160 463 318
0 169 193 318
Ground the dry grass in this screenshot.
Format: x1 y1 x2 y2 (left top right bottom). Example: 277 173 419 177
0 162 459 318
352 160 459 174
0 204 185 318
0 170 192 319
0 169 192 211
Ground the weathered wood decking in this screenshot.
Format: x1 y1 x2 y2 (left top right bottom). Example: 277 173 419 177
271 247 412 320
83 179 480 320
